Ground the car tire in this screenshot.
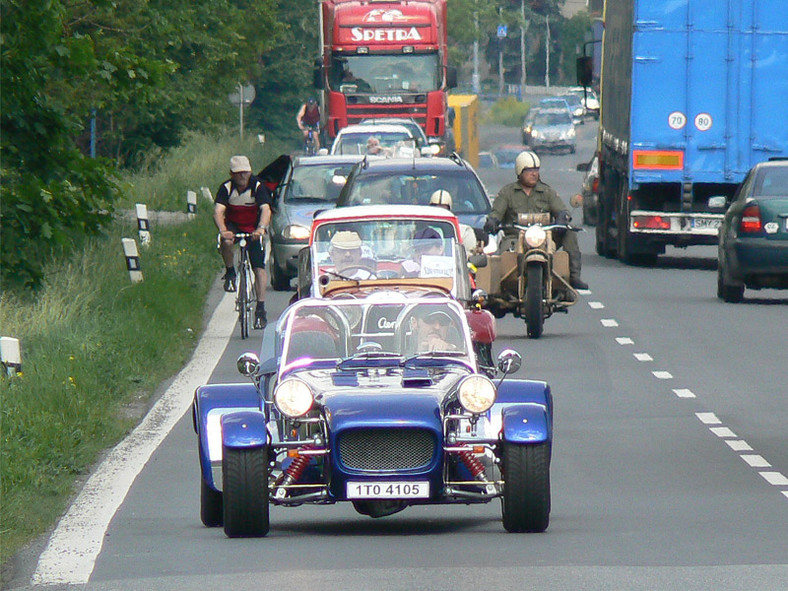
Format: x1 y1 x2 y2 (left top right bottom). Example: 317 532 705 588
222 445 270 537
717 263 744 303
200 479 223 527
270 256 291 291
500 441 550 533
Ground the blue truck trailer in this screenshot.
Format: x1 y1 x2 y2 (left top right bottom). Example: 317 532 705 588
593 0 788 264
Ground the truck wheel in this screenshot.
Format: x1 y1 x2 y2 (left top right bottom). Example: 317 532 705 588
200 479 223 527
524 264 544 339
501 441 550 533
222 445 270 537
717 264 744 303
619 225 657 266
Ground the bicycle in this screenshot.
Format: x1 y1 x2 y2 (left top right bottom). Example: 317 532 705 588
304 125 319 156
226 233 258 339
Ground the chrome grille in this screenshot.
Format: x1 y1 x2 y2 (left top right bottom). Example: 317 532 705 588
338 429 435 471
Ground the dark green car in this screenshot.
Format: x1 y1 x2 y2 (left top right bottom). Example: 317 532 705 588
718 159 788 302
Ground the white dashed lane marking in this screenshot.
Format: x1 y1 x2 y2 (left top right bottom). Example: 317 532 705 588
591 298 787 502
673 388 696 398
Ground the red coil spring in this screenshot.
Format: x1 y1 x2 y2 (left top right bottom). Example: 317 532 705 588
458 449 485 479
282 445 313 483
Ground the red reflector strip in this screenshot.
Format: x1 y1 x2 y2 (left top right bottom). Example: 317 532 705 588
632 150 684 170
632 215 671 230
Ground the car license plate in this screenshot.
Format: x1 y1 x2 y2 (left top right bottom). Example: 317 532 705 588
691 218 722 230
346 481 429 499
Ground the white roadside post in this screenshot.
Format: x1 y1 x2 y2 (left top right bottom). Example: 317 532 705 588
135 203 151 246
200 186 213 202
186 190 197 220
1 336 21 377
122 238 143 283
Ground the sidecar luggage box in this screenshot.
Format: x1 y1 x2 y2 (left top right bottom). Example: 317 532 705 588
476 251 518 295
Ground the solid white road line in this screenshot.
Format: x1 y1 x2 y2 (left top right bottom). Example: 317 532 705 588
31 293 237 586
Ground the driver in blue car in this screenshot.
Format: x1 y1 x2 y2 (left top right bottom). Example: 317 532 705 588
408 307 459 353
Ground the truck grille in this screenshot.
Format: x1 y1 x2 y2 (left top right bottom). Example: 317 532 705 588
338 428 435 471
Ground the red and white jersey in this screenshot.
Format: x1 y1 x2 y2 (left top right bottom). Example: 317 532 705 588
215 177 271 232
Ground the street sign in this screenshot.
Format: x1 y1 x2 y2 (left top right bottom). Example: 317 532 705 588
228 84 256 106
497 25 508 38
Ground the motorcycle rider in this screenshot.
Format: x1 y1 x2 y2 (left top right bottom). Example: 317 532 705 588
428 189 478 252
296 97 321 151
484 151 588 290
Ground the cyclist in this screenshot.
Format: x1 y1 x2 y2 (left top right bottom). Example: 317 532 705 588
296 97 321 152
214 155 273 329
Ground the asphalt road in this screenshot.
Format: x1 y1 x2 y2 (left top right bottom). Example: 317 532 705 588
12 121 788 591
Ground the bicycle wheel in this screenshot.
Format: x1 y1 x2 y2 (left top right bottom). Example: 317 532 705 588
238 253 254 339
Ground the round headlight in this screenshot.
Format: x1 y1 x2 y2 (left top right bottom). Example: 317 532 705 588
458 375 497 414
524 224 547 248
274 378 314 417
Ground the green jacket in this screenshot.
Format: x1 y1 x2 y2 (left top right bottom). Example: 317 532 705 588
490 180 567 228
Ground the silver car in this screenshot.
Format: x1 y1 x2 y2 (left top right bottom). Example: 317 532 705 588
527 109 576 154
268 155 365 290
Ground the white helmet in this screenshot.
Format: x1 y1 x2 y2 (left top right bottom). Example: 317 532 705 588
515 151 541 176
429 189 453 209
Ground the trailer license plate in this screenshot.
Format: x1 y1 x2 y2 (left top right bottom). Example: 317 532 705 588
347 481 429 499
691 218 722 230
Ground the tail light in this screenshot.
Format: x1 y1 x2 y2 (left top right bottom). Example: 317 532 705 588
739 204 762 234
632 215 671 230
591 177 599 193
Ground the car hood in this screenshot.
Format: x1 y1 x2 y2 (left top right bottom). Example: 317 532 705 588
294 367 467 429
280 200 335 231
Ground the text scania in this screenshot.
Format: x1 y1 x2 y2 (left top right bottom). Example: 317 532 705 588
351 27 423 42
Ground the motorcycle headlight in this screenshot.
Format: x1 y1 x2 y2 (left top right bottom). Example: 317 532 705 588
274 378 314 417
284 224 310 241
457 375 497 414
524 225 547 248
531 130 540 138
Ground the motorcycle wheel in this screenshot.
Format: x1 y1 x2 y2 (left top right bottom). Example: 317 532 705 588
524 264 545 339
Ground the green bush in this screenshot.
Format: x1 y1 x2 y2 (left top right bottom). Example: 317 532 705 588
486 97 531 128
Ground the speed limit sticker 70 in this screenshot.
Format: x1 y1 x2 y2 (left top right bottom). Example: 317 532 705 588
694 113 713 131
668 111 687 130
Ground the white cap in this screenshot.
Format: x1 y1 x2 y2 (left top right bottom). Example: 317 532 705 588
515 151 541 176
429 189 453 209
330 231 362 250
230 155 252 173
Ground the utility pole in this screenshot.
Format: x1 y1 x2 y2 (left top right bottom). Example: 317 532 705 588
520 0 528 100
472 7 480 94
545 14 550 88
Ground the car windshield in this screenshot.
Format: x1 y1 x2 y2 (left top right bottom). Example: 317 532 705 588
280 298 472 370
342 170 490 214
285 163 355 203
334 132 415 156
534 112 572 126
329 53 440 94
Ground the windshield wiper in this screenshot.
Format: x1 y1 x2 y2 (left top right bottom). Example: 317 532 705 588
402 351 466 366
337 351 402 370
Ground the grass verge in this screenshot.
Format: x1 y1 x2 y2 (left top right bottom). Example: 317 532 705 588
0 130 291 569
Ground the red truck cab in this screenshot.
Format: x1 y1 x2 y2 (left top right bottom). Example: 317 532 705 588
316 0 457 152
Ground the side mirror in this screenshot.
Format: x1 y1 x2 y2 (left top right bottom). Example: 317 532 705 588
237 352 261 377
496 349 522 375
313 58 324 90
445 66 458 89
576 56 593 87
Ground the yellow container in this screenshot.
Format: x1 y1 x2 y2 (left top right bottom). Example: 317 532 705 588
448 94 479 168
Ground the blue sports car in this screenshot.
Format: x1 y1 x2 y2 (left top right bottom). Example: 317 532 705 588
193 293 553 537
